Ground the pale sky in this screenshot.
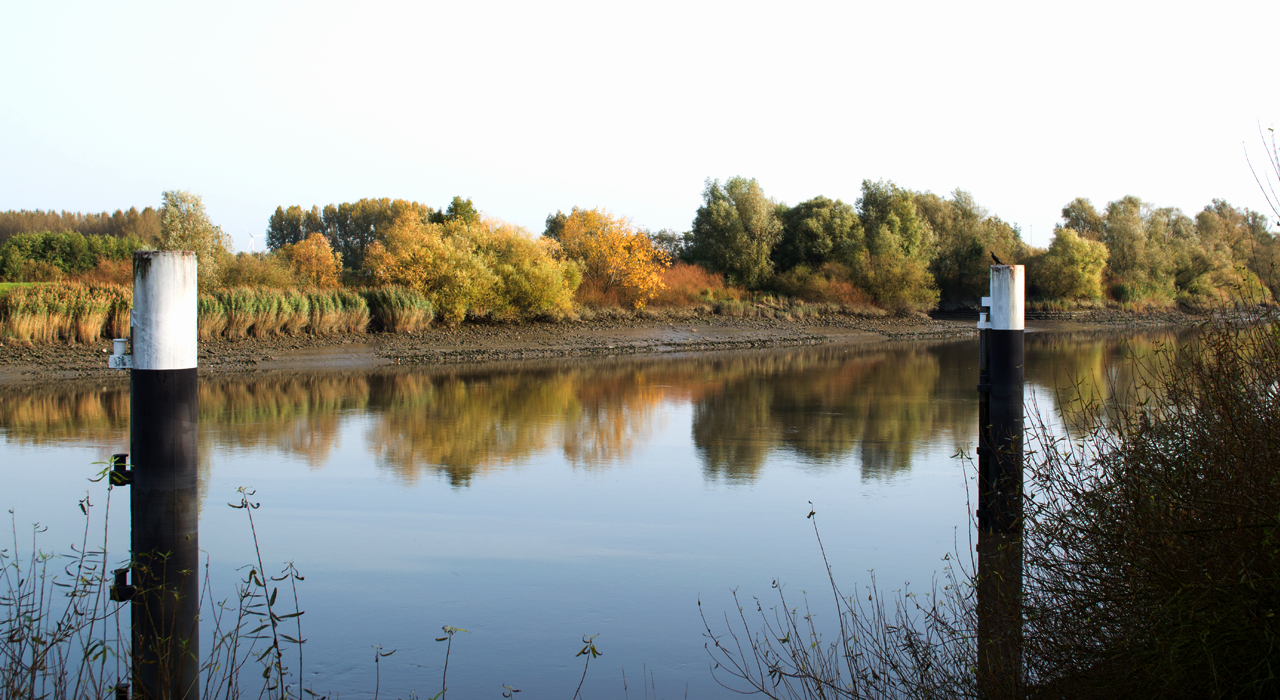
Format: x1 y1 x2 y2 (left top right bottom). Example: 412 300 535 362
3 0 1277 252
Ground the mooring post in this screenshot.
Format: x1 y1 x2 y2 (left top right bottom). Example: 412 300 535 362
975 264 1024 699
111 250 200 700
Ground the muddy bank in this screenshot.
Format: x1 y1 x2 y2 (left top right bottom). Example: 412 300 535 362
0 307 1202 384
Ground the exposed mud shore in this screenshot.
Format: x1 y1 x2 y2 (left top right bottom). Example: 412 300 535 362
0 306 1201 385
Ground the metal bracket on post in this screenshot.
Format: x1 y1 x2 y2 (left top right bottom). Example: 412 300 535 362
108 338 133 370
110 567 135 602
110 453 132 486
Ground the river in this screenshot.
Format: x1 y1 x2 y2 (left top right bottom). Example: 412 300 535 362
0 329 1178 698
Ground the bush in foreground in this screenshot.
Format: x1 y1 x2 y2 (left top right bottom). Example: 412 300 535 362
705 312 1280 699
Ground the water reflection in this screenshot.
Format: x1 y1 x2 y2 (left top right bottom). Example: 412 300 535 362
0 329 1193 489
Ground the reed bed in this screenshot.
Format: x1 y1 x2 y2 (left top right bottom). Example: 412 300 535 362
0 282 130 344
362 285 433 333
1 283 385 344
202 288 369 339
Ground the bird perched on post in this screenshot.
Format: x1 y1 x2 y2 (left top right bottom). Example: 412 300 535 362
991 252 1004 265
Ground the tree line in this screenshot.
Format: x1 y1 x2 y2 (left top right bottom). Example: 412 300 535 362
672 177 1277 310
4 182 1276 314
0 207 160 245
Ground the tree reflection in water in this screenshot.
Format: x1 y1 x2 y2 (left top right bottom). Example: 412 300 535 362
0 328 1192 491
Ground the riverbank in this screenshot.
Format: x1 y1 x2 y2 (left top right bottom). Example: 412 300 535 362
0 306 1201 384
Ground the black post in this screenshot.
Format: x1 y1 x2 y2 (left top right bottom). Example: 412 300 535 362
114 251 200 700
976 264 1024 699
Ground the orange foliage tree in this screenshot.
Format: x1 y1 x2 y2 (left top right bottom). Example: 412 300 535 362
283 232 343 287
556 208 669 308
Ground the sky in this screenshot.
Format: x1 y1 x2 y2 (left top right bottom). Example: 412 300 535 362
2 0 1278 252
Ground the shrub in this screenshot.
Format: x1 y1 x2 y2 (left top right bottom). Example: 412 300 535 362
855 250 940 313
1026 228 1109 301
556 208 668 308
649 262 740 307
1020 314 1280 698
0 230 147 280
219 252 297 288
365 214 576 324
772 262 874 307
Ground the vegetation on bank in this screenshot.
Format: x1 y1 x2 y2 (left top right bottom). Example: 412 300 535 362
2 168 1278 344
702 312 1280 699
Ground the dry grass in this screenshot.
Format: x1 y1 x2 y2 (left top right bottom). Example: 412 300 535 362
649 263 742 307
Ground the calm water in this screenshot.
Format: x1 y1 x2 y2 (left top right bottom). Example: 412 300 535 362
0 330 1176 698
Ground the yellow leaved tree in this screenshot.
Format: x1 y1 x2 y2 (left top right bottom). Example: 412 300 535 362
364 214 578 324
556 208 669 308
282 232 343 287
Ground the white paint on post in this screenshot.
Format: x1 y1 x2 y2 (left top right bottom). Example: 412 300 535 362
132 251 198 370
987 265 1024 331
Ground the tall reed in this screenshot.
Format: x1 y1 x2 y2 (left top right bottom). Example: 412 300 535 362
0 282 130 344
335 289 369 334
197 294 227 340
305 288 339 335
279 288 311 335
218 288 256 340
362 285 433 333
249 288 283 338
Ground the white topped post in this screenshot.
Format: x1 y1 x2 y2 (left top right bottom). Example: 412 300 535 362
109 250 201 700
976 263 1025 699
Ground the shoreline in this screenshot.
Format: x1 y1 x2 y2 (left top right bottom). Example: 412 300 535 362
0 306 1201 385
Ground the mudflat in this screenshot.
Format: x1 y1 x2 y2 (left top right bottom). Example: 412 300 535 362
0 306 1197 385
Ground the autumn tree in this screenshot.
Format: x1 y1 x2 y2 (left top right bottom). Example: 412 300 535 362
266 198 435 271
283 232 343 287
364 214 576 323
687 177 782 288
557 208 669 308
158 189 233 289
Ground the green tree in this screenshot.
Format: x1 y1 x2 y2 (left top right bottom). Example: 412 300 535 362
543 210 570 241
321 198 433 271
648 228 688 261
1029 227 1109 300
1100 195 1173 302
435 196 479 225
1061 197 1105 240
267 204 325 250
159 190 233 289
918 189 1026 303
856 179 932 261
852 180 938 311
688 177 782 288
773 195 863 272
